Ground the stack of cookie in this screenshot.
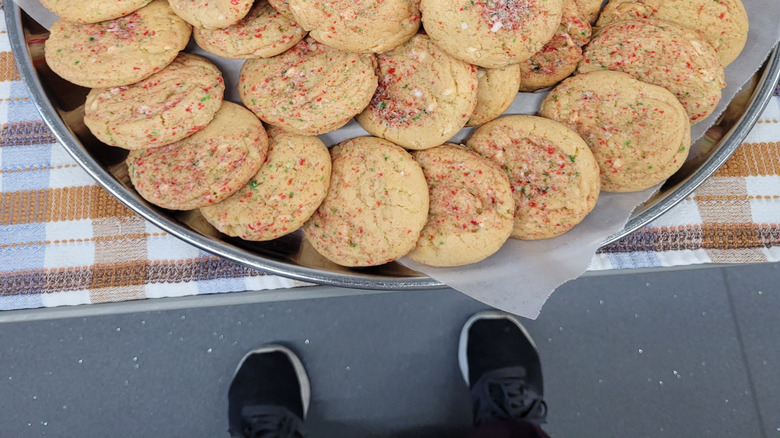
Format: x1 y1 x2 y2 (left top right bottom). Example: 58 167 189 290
40 0 748 269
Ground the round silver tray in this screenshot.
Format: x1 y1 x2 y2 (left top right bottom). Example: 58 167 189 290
7 3 780 290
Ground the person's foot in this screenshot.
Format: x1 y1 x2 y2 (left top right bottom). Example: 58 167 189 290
458 310 547 427
228 345 310 437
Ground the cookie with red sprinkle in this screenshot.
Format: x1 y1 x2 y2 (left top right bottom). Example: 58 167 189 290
517 0 591 91
239 37 378 136
267 0 294 19
356 34 478 150
40 0 152 24
467 64 521 127
408 144 514 267
200 128 331 241
578 18 726 123
466 115 600 240
304 137 429 267
193 0 306 59
288 0 420 53
126 102 267 210
44 0 192 88
84 53 224 150
518 33 582 92
596 0 748 66
559 0 592 47
420 0 563 68
540 71 691 192
574 0 603 23
168 0 253 29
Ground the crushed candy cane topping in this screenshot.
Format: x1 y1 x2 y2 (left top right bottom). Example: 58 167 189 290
478 0 535 32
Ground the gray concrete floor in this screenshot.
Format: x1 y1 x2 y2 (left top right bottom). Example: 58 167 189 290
1 263 779 437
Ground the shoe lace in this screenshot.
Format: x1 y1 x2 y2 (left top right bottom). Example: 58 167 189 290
471 366 548 427
239 405 306 438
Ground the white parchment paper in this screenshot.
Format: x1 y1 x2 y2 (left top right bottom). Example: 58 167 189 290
14 0 780 318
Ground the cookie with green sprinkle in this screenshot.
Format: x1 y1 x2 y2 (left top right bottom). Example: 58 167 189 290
84 53 224 150
408 144 514 267
44 0 191 88
466 115 600 240
356 34 478 150
540 70 690 192
39 0 152 24
200 128 331 241
239 37 378 136
127 102 267 210
193 1 306 59
304 136 429 267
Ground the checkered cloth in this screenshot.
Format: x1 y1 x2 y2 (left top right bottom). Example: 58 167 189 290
1 3 779 311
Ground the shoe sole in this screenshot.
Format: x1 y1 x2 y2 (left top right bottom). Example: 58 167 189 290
233 344 311 419
457 310 538 386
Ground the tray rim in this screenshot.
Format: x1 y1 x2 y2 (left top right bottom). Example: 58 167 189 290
6 2 780 289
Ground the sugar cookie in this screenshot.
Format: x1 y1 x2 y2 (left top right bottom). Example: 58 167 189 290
239 37 378 135
126 102 267 210
288 0 420 53
578 19 725 123
466 115 600 240
596 0 748 66
44 0 192 88
468 64 521 127
518 33 582 92
84 53 224 150
517 0 590 91
540 71 691 192
420 0 563 68
193 1 306 59
169 0 253 29
356 34 478 150
40 0 152 24
304 137 429 267
200 129 331 240
408 144 514 267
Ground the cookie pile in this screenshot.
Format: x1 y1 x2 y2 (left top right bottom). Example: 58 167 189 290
41 0 748 268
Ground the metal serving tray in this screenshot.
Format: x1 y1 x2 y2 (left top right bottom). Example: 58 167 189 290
7 3 780 289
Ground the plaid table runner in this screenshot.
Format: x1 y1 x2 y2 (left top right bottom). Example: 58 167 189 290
1 4 779 311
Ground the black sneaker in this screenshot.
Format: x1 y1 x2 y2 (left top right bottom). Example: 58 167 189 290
458 310 547 427
228 345 311 438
